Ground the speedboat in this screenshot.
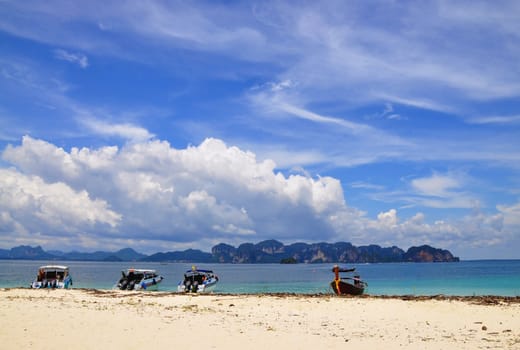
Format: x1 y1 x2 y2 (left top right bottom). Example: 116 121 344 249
31 265 73 289
330 265 367 296
178 267 219 293
115 269 164 291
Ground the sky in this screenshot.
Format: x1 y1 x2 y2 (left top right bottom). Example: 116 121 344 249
0 1 519 259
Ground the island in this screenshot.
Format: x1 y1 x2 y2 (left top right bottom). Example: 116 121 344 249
0 240 459 263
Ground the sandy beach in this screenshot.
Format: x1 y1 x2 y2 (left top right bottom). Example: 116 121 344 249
1 288 519 349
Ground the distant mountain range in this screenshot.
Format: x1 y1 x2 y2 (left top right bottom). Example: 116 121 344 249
0 240 459 263
0 245 147 262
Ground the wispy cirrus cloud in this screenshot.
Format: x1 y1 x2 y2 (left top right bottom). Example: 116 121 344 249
466 115 520 125
375 93 456 114
80 118 155 143
2 0 519 107
408 173 478 209
278 103 372 134
411 173 463 198
349 181 385 191
358 172 481 211
54 49 89 68
0 57 159 143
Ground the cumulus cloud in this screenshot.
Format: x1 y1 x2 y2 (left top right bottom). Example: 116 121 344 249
377 209 398 228
497 202 520 226
2 136 347 249
0 168 121 237
2 136 81 182
0 135 514 254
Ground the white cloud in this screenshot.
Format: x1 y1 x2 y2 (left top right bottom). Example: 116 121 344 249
54 49 89 68
278 103 373 134
0 168 121 236
411 173 462 198
269 79 295 92
375 93 456 114
349 181 385 191
81 119 155 143
377 209 398 228
2 136 81 182
466 115 520 125
404 172 480 209
246 89 412 168
497 201 520 226
1 136 347 247
1 136 515 255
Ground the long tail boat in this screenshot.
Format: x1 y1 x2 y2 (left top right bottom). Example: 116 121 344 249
330 265 367 296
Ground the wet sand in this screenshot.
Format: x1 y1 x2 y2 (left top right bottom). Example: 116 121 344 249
1 288 519 349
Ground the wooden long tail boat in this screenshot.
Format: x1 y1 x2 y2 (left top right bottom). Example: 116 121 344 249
330 265 367 296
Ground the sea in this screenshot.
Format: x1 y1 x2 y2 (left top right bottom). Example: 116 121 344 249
1 260 519 296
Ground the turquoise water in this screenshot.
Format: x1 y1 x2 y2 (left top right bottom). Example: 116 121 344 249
0 260 519 296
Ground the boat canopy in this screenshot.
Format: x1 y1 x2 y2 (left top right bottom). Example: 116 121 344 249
184 269 214 274
37 265 70 281
124 269 156 273
122 269 158 278
39 265 69 271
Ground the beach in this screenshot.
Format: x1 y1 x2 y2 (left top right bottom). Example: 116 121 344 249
1 288 519 349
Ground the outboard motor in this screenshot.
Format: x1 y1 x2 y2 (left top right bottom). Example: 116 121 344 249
128 280 136 290
119 280 128 290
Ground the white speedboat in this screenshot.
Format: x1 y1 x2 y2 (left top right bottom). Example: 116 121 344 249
115 269 164 291
178 267 219 293
31 265 73 289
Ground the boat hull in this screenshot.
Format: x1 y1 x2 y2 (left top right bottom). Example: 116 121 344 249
177 279 218 293
31 277 73 289
114 269 164 291
31 266 72 289
134 277 163 291
178 268 219 293
330 280 365 296
115 277 163 291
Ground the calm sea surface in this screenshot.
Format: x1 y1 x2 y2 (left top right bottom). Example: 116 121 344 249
1 260 519 296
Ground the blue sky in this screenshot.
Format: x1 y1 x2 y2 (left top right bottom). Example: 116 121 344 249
0 1 519 259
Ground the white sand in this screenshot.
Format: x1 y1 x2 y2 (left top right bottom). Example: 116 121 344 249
1 288 519 349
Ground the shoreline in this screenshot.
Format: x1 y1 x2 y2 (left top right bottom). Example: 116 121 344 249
2 288 520 349
88 288 520 305
5 287 520 303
